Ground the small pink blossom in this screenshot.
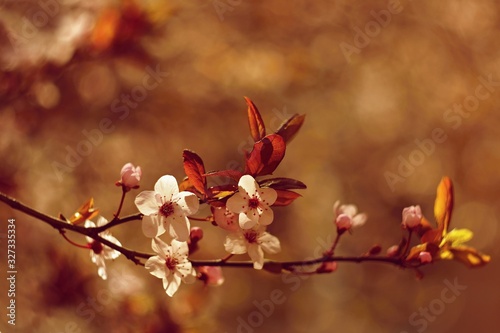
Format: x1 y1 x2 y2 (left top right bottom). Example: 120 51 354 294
198 266 224 286
419 251 432 263
226 175 278 229
119 163 142 189
402 205 422 229
317 261 338 273
333 200 367 232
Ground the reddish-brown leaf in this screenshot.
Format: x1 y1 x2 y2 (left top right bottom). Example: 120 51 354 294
183 150 206 195
273 190 301 206
245 96 266 142
204 169 244 182
258 177 307 190
245 134 286 176
276 113 305 143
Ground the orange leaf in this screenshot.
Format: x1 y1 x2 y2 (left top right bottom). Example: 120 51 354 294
448 246 491 268
183 150 206 196
434 176 453 236
69 198 99 225
273 190 301 206
275 114 305 144
245 97 266 142
245 134 286 176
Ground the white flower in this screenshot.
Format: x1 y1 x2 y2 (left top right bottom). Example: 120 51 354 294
402 205 422 229
213 206 239 232
135 175 200 241
226 175 277 229
85 217 121 280
145 238 196 297
224 226 281 269
333 200 367 231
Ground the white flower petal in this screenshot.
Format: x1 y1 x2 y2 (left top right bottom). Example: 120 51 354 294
168 216 190 241
135 191 159 216
239 212 257 229
352 213 367 228
259 188 277 206
247 244 264 269
166 272 182 297
213 207 239 231
151 238 170 257
154 175 179 198
145 256 167 279
224 233 247 254
259 232 281 254
226 193 248 214
176 191 200 215
238 175 257 195
258 206 274 225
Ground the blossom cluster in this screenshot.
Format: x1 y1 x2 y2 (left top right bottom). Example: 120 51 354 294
60 98 489 298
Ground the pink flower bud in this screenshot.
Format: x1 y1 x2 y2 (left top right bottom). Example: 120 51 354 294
120 163 142 189
386 245 399 257
190 227 203 242
198 266 224 286
419 251 432 263
402 205 422 229
335 214 352 231
317 261 338 273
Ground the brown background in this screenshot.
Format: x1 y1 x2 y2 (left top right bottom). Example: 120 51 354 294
0 0 499 332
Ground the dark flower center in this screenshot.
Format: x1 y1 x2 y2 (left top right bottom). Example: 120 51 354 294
160 202 174 218
91 241 103 254
248 197 260 209
165 256 178 270
245 230 258 244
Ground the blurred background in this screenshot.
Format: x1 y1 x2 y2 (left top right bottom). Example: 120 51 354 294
0 0 499 332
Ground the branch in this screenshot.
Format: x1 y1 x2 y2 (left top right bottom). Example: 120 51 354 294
0 191 414 272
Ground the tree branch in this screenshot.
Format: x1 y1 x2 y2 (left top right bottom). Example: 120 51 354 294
0 191 412 272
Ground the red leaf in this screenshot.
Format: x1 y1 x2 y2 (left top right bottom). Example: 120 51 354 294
276 114 305 144
204 169 244 182
245 134 286 176
258 177 307 190
273 190 301 206
245 96 266 142
183 150 206 195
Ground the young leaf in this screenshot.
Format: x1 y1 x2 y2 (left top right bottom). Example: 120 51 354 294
69 198 99 225
272 190 301 206
448 246 491 267
434 176 453 236
275 113 305 143
245 96 266 142
183 150 206 196
258 177 307 190
245 134 286 176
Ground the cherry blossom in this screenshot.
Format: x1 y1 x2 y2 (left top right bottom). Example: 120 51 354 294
402 205 422 229
224 226 281 269
333 200 367 232
119 163 142 189
419 251 432 264
226 175 277 229
84 217 122 280
135 175 199 241
213 206 239 232
145 238 196 297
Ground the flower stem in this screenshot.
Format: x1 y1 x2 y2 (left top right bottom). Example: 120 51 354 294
113 188 127 221
60 230 90 249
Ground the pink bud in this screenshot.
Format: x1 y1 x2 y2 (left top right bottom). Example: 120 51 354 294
198 266 224 286
386 245 399 257
335 214 352 231
402 205 422 229
317 261 338 273
120 163 142 188
190 227 203 242
419 251 432 263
